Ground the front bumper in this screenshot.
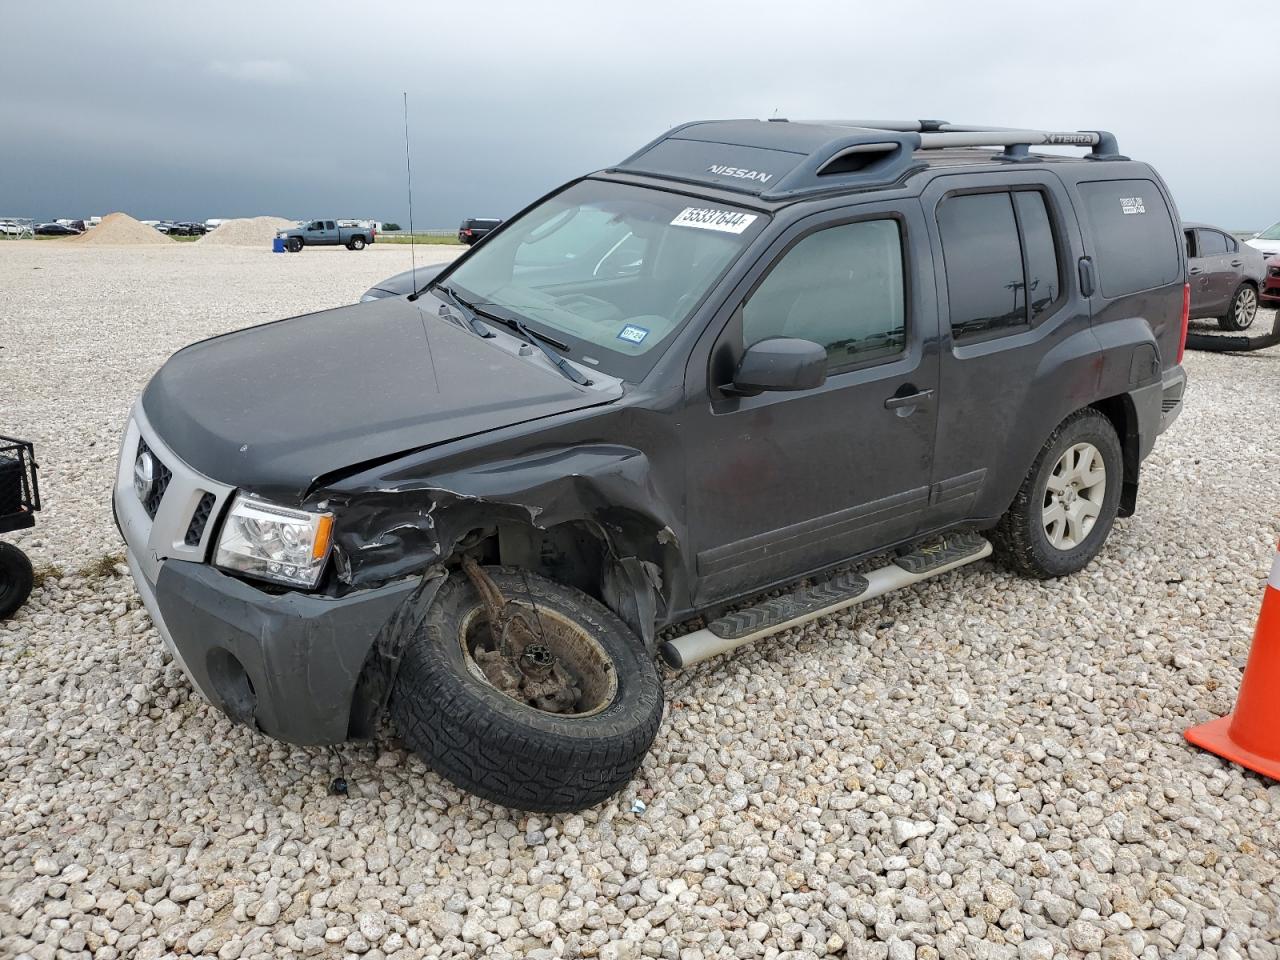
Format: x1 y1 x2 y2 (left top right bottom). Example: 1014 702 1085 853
143 554 418 745
1262 267 1280 304
115 405 419 745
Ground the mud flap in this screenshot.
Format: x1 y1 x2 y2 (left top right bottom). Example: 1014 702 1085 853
601 556 662 652
347 565 449 738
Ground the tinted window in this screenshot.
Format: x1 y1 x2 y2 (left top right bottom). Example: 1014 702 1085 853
1014 192 1061 320
937 193 1027 339
1077 180 1180 297
1184 230 1197 259
1224 233 1238 253
743 219 905 366
1197 229 1227 256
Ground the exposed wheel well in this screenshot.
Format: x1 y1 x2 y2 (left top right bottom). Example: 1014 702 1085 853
1089 394 1139 517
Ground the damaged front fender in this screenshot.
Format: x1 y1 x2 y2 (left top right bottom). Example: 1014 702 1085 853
315 443 686 646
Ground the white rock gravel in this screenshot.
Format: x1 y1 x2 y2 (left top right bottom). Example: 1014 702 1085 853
2 242 1279 959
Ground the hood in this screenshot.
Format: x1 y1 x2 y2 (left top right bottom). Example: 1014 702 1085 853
141 295 617 500
1247 237 1280 255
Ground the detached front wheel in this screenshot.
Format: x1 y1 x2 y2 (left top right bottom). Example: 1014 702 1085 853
391 564 664 812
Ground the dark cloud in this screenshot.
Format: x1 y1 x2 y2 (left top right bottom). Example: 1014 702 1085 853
2 1 1276 229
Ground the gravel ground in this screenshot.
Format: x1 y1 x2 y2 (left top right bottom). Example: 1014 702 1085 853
2 241 1279 960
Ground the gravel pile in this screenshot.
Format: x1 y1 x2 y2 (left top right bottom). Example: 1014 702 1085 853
67 211 173 245
1 242 1278 959
199 217 299 247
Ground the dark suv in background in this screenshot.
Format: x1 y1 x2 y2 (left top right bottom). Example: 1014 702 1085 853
457 217 502 244
116 118 1188 812
1184 222 1266 329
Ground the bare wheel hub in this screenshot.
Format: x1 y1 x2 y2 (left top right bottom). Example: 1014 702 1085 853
459 558 617 717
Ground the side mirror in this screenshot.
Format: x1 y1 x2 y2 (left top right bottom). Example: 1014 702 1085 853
729 337 827 395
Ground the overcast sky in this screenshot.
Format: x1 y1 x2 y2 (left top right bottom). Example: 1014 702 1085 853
2 1 1276 229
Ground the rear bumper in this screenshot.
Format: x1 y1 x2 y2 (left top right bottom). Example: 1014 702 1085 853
1159 365 1187 435
141 553 420 745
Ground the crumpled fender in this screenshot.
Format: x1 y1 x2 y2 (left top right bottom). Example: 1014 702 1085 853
315 443 684 646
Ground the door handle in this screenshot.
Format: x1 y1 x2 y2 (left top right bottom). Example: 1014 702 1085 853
885 388 935 410
1231 259 1243 267
1189 267 1202 275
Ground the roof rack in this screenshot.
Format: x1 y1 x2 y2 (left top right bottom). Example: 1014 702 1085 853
611 119 1127 202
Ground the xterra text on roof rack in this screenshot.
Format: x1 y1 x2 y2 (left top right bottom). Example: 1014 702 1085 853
115 119 1189 812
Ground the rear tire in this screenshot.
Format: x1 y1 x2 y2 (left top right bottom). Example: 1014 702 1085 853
350 236 366 251
390 566 664 812
0 542 34 620
991 408 1123 579
1218 283 1258 331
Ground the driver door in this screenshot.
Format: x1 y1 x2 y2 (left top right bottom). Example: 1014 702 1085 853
682 201 940 605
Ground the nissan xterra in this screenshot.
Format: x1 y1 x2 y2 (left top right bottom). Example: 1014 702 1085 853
116 118 1189 811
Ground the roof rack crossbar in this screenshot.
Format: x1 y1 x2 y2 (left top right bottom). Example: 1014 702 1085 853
810 120 1123 159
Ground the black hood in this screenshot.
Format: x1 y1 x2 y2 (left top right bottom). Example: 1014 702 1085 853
142 295 616 500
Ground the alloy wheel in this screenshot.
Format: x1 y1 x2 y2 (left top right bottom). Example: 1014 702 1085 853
1042 442 1107 550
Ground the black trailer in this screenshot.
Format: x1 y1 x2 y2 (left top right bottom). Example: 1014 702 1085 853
0 437 40 619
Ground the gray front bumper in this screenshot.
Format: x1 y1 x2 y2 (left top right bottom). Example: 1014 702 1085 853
115 404 420 745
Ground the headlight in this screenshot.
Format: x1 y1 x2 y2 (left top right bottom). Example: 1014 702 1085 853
214 495 334 589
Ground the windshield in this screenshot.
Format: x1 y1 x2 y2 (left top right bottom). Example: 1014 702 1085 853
443 179 766 381
1258 221 1280 241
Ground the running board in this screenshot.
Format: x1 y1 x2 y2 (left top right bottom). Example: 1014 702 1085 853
660 532 992 669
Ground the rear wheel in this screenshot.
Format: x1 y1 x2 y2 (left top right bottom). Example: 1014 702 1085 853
992 409 1123 579
390 565 664 812
1218 283 1258 331
349 236 366 251
0 542 34 620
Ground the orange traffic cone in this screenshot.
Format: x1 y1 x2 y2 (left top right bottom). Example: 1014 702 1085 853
1185 546 1280 780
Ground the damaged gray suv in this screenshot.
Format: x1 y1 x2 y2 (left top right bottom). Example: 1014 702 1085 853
115 119 1189 811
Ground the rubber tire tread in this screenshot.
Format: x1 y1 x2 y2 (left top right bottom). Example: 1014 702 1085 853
0 542 34 620
991 408 1123 579
390 566 664 812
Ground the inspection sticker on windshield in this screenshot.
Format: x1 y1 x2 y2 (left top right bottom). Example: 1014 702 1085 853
670 207 758 234
617 324 650 344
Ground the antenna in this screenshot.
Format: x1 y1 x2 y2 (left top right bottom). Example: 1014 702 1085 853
403 91 418 298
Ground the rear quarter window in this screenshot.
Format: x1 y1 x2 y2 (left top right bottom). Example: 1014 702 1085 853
1077 179 1180 298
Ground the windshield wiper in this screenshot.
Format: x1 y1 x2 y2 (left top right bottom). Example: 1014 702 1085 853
470 306 589 385
425 282 494 339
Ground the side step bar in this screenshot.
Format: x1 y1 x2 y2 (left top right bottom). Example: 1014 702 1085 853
660 532 992 669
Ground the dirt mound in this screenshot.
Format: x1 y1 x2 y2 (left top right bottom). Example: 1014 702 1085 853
69 212 173 245
198 216 299 247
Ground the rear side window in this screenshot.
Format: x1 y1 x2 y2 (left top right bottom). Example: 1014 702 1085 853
936 189 1062 341
1197 229 1227 256
1077 180 1180 297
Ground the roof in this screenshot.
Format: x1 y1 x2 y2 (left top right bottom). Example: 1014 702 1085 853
611 119 1126 202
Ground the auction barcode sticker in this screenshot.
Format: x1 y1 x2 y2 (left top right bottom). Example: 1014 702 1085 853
670 207 758 234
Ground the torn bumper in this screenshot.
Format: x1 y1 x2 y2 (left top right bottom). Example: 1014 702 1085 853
139 553 420 746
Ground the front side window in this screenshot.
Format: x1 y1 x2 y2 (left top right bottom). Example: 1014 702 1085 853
938 190 1062 341
446 180 766 381
741 219 905 367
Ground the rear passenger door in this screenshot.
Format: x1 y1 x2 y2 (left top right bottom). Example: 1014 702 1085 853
1193 228 1230 314
921 172 1099 529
